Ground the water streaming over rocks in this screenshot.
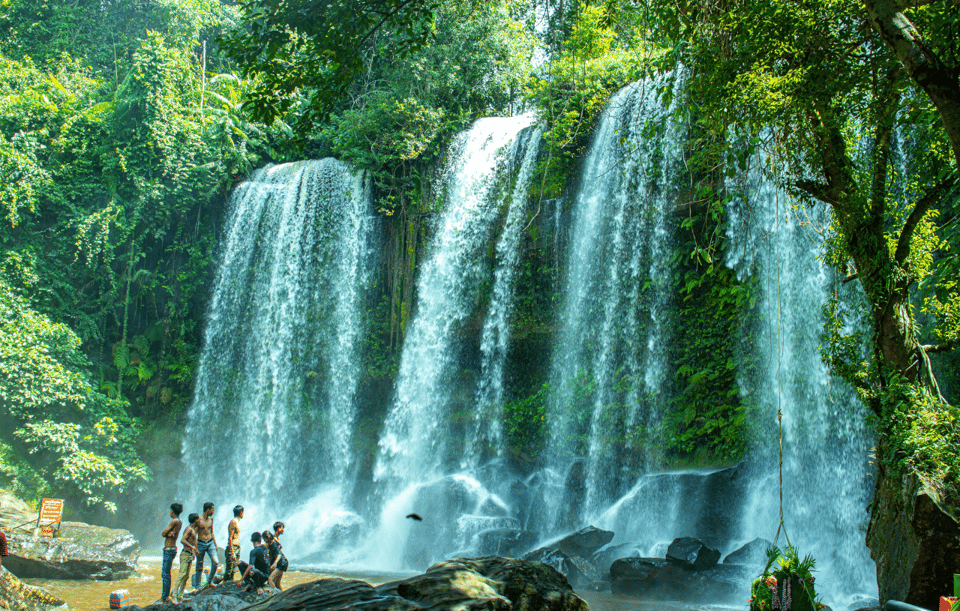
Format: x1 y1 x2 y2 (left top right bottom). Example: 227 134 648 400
375 116 540 488
546 74 687 530
367 116 542 568
182 158 377 511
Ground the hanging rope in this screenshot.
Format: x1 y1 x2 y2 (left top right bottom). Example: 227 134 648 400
771 175 792 550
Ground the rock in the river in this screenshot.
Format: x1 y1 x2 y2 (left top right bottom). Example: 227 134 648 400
592 542 638 575
522 547 599 588
477 529 539 557
128 581 276 611
555 526 614 558
0 567 67 611
610 557 744 602
5 522 140 580
867 463 960 611
723 538 773 566
243 556 587 611
666 537 720 571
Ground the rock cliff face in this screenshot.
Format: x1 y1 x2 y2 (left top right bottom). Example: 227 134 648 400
867 464 960 610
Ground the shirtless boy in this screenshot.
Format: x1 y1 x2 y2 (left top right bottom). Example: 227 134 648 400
159 503 183 603
222 505 243 581
191 502 219 591
172 513 200 603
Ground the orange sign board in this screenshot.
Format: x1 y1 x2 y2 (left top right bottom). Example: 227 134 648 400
38 498 64 525
39 525 55 538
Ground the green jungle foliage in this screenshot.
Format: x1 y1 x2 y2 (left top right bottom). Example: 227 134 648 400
0 0 288 510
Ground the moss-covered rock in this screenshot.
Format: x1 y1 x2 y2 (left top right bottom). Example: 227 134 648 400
867 463 960 611
239 556 588 611
0 568 67 611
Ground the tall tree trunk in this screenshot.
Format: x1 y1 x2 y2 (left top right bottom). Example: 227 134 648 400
863 0 960 170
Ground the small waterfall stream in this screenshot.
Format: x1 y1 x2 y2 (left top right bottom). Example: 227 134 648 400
363 116 542 569
375 116 539 489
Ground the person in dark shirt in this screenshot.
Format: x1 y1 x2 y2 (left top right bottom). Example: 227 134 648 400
267 521 288 590
237 531 269 594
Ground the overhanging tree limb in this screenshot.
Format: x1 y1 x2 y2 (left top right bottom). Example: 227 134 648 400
894 178 955 265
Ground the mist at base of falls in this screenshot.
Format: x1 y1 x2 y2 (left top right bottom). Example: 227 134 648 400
179 82 877 608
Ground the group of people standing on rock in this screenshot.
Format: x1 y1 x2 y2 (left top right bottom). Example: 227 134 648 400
158 502 289 604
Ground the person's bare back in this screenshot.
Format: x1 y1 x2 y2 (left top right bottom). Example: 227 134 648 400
227 518 239 547
194 514 214 541
162 518 182 548
181 524 198 555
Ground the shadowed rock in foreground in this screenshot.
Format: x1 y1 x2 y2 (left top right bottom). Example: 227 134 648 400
131 556 587 611
0 568 67 611
250 557 586 611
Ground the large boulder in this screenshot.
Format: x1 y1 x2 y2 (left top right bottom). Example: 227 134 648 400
0 492 34 529
723 538 773 567
5 522 140 580
243 556 587 611
522 547 600 588
0 567 67 611
555 526 614 558
477 529 539 557
867 464 960 611
665 537 720 571
610 557 745 602
128 581 276 611
592 542 638 575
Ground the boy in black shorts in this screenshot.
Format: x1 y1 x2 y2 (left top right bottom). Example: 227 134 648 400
237 531 270 595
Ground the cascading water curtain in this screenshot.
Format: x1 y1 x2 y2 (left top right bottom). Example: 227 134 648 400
726 152 876 607
366 117 541 570
546 72 687 533
181 159 376 544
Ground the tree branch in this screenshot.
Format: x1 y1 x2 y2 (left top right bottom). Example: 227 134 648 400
897 0 943 8
863 0 960 169
893 178 955 265
923 343 955 353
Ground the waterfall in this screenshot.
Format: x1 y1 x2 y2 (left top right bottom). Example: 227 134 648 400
367 116 541 569
181 159 376 519
725 157 876 606
375 116 539 487
469 126 543 468
547 74 687 529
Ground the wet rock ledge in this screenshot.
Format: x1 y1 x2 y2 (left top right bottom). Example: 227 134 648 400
133 556 587 611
